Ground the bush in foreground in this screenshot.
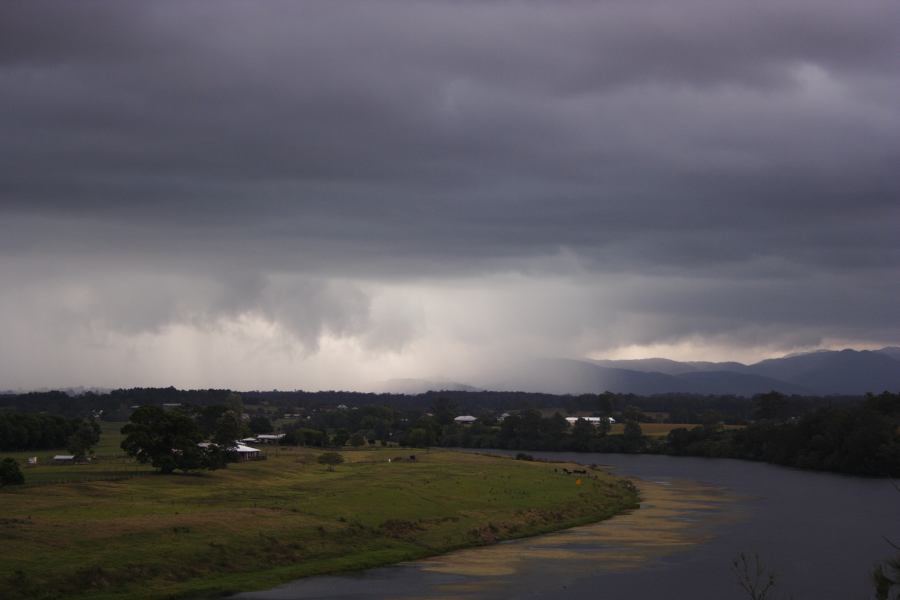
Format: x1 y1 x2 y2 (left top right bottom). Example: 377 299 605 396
0 457 24 486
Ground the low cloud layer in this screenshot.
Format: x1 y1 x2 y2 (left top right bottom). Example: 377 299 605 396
1 1 898 389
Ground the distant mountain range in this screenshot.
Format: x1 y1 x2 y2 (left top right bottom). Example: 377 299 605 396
383 347 900 396
486 348 900 396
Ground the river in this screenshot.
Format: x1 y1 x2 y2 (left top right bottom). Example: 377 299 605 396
234 452 900 600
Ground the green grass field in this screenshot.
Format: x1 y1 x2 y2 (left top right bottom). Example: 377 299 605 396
2 422 154 485
0 426 639 600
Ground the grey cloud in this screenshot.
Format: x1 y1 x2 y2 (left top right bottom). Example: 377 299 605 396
0 1 898 387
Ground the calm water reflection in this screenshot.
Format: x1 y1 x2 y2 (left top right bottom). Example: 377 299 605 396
234 453 899 600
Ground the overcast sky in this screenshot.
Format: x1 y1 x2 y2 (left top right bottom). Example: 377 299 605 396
1 0 898 390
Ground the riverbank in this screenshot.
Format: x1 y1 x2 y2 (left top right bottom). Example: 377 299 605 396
0 447 639 600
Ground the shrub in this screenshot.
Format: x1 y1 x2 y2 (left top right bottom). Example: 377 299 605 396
0 458 25 486
318 452 344 471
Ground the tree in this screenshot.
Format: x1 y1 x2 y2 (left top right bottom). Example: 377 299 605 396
224 392 244 415
404 427 433 448
331 429 350 447
121 406 219 474
248 415 273 435
431 397 457 426
623 420 644 452
753 391 789 421
596 416 611 437
350 432 366 447
571 418 594 451
317 451 344 471
597 392 615 416
0 458 24 486
66 419 100 461
212 410 246 447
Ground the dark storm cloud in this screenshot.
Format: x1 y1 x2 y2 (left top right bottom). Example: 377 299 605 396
1 0 898 386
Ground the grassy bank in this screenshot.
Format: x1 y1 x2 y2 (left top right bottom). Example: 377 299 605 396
1 435 638 600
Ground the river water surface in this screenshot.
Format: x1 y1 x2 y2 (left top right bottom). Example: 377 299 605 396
234 453 899 600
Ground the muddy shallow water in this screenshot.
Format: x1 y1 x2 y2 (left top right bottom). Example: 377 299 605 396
234 452 900 600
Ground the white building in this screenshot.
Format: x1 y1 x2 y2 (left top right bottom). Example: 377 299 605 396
454 415 477 424
231 443 263 461
565 416 615 426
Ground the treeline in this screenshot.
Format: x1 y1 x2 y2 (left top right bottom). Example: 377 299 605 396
1 386 867 424
437 392 900 477
438 411 648 454
662 392 900 476
0 412 86 451
0 388 241 420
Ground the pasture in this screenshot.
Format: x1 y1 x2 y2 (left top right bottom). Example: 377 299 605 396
0 430 638 600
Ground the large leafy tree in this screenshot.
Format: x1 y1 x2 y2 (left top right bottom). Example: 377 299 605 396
0 458 24 486
212 410 247 447
571 418 594 452
121 406 219 474
67 419 101 460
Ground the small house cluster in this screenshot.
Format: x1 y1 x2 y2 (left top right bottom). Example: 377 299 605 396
564 416 616 426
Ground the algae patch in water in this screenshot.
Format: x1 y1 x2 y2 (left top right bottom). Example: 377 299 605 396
416 477 740 589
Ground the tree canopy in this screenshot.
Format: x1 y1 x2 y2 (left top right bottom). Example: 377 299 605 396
121 406 222 474
0 458 24 486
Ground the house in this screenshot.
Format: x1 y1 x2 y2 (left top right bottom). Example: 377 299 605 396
198 442 265 461
255 433 286 444
53 455 76 464
565 416 615 427
454 415 477 425
231 443 263 461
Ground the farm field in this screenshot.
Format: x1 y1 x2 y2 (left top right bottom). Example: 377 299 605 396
0 431 639 600
1 421 154 485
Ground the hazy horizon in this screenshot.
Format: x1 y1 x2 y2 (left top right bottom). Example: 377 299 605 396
2 1 898 391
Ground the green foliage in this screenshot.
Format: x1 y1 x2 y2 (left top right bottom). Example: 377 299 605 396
349 432 366 447
663 393 900 476
404 427 433 448
248 415 273 434
430 397 457 425
753 391 790 421
571 418 595 452
618 420 644 453
0 412 84 451
120 406 220 474
283 427 327 447
0 457 24 486
317 452 344 467
330 429 350 447
66 419 101 460
212 409 247 447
